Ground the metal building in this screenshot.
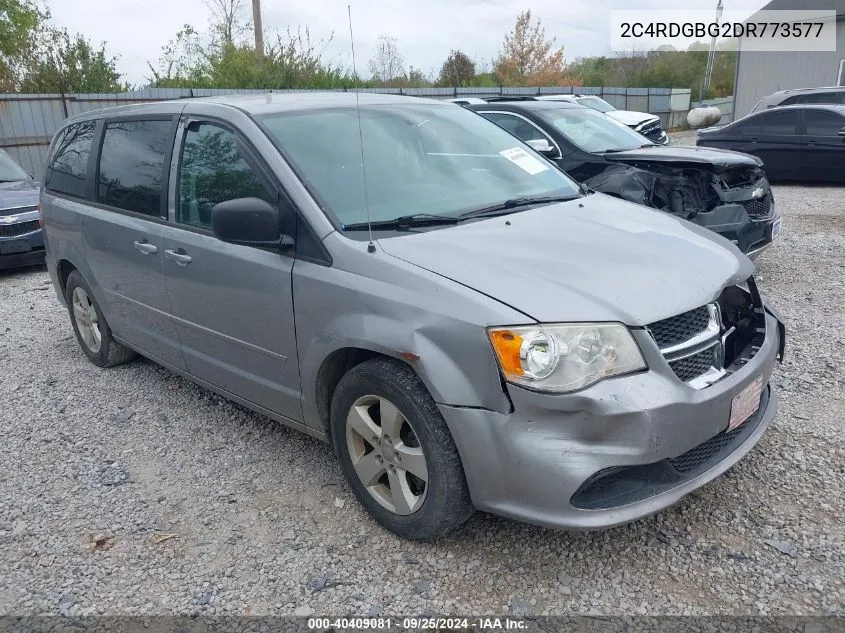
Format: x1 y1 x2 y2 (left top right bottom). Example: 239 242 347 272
733 0 845 118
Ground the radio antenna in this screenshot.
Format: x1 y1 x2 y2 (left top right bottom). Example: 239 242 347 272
347 4 375 253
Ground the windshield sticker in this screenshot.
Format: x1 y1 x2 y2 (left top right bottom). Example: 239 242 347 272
499 147 550 175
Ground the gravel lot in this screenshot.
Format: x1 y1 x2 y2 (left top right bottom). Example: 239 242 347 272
1 182 843 618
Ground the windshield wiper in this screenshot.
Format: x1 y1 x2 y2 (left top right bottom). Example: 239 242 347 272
457 195 580 220
602 144 654 154
342 213 460 231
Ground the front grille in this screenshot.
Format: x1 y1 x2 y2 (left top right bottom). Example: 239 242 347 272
647 280 765 388
668 346 717 382
0 219 39 238
742 193 773 218
668 423 746 473
647 306 711 349
640 121 661 135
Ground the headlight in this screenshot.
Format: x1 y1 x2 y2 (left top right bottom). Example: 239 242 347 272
488 323 647 393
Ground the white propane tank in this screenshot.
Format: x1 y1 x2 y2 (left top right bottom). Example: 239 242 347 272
687 106 722 128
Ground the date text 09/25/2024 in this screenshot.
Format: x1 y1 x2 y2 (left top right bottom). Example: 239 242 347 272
307 617 528 630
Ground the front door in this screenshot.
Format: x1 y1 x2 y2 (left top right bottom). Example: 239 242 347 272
161 119 302 421
735 109 801 179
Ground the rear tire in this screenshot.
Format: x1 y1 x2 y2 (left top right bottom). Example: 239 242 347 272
330 358 474 540
65 270 135 368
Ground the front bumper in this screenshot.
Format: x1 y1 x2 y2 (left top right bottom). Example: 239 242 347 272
695 206 780 258
0 227 45 270
440 310 783 530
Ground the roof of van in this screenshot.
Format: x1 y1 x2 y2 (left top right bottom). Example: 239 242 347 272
64 92 452 122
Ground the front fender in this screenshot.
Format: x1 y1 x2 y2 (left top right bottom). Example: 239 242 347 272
292 247 524 431
296 311 512 432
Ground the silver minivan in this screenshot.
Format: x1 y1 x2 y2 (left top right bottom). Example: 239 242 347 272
41 93 785 540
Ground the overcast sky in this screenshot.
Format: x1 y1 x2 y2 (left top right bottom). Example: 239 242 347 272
49 0 769 87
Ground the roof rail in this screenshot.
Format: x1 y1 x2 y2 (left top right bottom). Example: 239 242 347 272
482 96 539 102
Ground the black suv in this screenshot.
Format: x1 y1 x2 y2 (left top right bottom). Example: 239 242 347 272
466 99 781 259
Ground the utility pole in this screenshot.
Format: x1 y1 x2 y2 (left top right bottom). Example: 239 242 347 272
252 0 265 60
703 0 724 96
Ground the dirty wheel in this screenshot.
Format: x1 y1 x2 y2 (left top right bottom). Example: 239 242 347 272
330 358 473 540
346 394 429 515
65 270 135 368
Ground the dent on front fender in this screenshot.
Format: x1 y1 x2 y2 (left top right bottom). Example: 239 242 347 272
291 240 524 431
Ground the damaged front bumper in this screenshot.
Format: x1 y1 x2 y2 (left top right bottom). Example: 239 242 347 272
440 305 784 531
695 198 780 259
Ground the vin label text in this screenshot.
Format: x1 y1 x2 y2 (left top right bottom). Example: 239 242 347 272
610 10 837 52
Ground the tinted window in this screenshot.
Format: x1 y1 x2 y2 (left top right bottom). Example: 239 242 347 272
798 92 845 105
804 110 845 135
97 120 172 216
481 112 551 144
177 122 274 230
45 121 96 197
739 110 798 136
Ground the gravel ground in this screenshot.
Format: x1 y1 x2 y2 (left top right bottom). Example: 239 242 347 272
1 183 843 618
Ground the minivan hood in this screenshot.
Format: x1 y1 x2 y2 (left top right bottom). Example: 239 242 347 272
378 194 753 326
603 145 763 168
606 110 658 127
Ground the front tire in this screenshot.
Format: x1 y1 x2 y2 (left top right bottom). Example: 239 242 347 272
330 358 474 540
65 270 135 368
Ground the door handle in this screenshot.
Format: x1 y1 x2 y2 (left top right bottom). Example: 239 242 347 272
133 240 158 255
164 249 192 266
749 137 759 143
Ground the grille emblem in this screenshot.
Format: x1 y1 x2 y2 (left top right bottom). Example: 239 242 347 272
0 215 19 224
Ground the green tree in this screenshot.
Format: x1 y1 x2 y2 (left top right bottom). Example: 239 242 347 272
567 44 736 100
21 28 126 92
438 50 475 87
149 25 353 90
1 0 126 92
0 0 46 90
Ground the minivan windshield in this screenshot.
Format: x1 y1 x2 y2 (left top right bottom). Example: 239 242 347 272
259 104 581 228
536 107 653 153
575 96 615 113
0 150 31 183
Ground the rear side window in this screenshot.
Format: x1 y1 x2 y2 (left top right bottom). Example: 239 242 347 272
97 120 173 217
798 92 844 105
177 122 274 230
45 121 96 198
481 112 548 144
804 110 845 135
740 110 798 136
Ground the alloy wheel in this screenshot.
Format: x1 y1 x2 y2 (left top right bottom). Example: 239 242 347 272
345 395 429 515
71 286 102 353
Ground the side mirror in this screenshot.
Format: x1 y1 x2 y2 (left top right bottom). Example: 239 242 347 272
526 138 556 156
211 197 289 246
